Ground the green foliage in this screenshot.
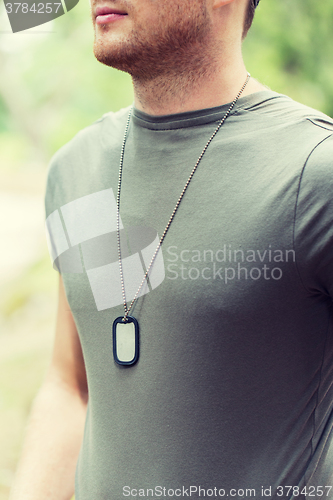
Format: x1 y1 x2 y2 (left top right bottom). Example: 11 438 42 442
0 255 57 317
0 0 133 165
0 314 53 497
243 0 333 115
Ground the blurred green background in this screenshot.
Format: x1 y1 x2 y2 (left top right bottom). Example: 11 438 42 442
0 0 332 498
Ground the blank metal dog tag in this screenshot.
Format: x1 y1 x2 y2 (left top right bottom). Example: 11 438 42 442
113 316 139 366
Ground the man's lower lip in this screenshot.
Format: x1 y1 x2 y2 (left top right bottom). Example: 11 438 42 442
96 13 127 24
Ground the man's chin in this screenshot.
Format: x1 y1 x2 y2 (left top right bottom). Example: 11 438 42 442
93 43 134 73
92 14 212 80
93 45 117 69
93 38 158 79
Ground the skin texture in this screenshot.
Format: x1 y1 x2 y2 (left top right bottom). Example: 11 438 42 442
93 0 214 79
91 0 266 115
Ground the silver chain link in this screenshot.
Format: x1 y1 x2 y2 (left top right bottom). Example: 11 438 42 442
116 73 251 321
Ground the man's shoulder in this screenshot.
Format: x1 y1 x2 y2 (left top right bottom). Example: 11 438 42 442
284 98 333 182
45 106 131 211
281 94 333 132
240 91 333 172
243 90 333 133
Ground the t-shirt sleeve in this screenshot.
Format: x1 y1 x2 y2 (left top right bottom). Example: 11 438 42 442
44 152 66 273
43 117 109 274
294 133 333 299
44 146 82 274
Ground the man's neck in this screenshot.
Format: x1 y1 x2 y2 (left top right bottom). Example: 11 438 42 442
132 56 266 117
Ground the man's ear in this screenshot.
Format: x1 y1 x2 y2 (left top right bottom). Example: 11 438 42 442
212 0 236 9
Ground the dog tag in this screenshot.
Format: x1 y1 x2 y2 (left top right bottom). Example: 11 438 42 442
113 316 139 366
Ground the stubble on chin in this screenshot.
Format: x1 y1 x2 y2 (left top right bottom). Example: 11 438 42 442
93 1 213 82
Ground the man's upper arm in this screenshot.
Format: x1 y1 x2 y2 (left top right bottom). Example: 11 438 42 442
47 275 88 403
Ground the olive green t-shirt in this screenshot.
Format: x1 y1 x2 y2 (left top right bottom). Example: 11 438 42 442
45 91 333 499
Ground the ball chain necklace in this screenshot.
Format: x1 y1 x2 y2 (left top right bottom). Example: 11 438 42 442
113 72 251 366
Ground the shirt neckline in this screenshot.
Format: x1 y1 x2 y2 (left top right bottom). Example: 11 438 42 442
132 90 285 130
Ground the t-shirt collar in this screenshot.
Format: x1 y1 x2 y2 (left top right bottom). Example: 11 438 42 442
132 90 282 130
